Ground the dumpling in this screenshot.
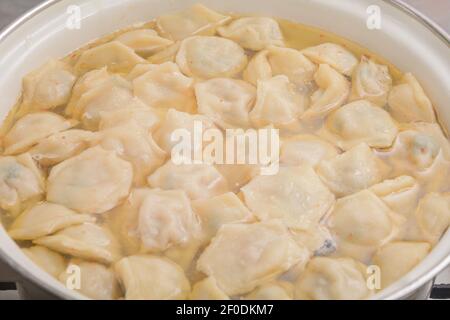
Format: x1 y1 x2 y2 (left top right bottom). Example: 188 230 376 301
99 107 160 132
156 4 230 41
47 146 133 214
8 202 94 240
3 112 77 155
197 220 309 295
218 17 284 51
192 192 254 241
323 99 398 150
0 153 44 213
105 188 151 256
115 29 173 56
301 43 358 76
93 121 166 185
153 108 215 155
378 123 450 192
195 78 256 129
74 41 146 74
22 246 66 278
249 75 307 128
415 192 450 243
372 241 430 289
29 129 94 166
280 134 339 167
294 257 371 300
370 175 420 217
65 67 111 117
301 64 350 120
21 60 76 112
190 277 229 300
148 162 228 200
176 36 247 79
115 255 190 299
242 166 335 229
243 50 272 86
138 189 201 252
266 46 317 87
133 62 196 113
34 222 121 264
59 259 121 300
317 143 386 197
71 74 141 130
245 281 293 300
387 73 436 123
350 56 392 106
328 190 403 262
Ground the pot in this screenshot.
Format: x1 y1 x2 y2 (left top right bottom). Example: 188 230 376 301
0 0 448 300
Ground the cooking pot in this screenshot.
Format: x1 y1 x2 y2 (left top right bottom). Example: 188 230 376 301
0 0 448 300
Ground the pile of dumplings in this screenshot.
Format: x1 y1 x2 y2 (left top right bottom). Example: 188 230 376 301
0 4 449 300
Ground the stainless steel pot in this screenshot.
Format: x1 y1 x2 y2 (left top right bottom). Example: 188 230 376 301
0 0 449 300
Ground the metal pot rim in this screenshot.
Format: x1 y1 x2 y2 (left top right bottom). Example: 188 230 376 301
0 0 448 300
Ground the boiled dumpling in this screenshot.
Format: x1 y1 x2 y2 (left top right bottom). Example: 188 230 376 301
372 241 430 289
370 175 420 217
218 17 284 51
3 112 77 155
148 162 228 200
301 64 350 120
59 259 121 300
190 277 229 300
115 255 190 299
350 56 392 106
241 166 335 229
99 107 160 132
92 120 166 185
317 143 386 197
280 134 339 167
74 41 146 74
116 29 173 56
156 4 230 41
21 60 76 112
266 46 317 87
387 73 435 123
415 192 450 243
243 50 272 86
245 281 293 300
0 153 44 213
138 189 201 252
302 43 358 76
65 67 111 117
22 246 66 278
323 99 398 150
249 75 307 128
29 129 94 166
328 190 403 261
176 36 247 79
8 202 94 240
294 257 371 300
192 192 254 241
195 78 256 129
197 220 309 295
47 146 133 214
153 108 215 155
133 62 196 113
71 74 141 130
34 222 121 264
